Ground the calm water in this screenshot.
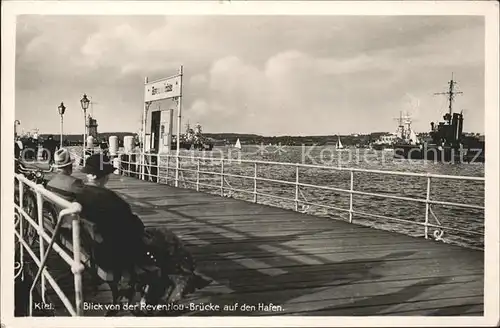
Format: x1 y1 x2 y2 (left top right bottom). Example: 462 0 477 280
157 145 485 249
77 145 486 249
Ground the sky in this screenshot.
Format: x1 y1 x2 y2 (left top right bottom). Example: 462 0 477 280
15 15 485 136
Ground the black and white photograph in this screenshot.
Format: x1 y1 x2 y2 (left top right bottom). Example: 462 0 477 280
1 1 499 327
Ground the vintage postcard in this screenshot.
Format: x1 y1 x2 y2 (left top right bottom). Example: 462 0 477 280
1 1 499 327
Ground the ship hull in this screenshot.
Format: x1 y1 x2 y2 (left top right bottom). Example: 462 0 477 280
170 142 214 151
394 144 485 163
371 143 393 151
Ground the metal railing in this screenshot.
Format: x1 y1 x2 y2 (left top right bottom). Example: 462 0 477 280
14 173 84 316
117 152 485 248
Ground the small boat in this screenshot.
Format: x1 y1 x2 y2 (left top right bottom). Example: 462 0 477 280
335 136 344 150
234 138 242 150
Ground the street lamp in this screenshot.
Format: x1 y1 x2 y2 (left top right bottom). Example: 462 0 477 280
80 94 90 165
58 102 66 148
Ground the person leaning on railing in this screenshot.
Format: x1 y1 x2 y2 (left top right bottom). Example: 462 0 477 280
45 148 85 200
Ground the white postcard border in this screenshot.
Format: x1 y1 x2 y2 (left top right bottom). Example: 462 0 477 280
1 1 498 327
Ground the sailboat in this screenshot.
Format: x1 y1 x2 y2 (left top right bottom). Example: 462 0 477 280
234 138 242 150
335 136 344 150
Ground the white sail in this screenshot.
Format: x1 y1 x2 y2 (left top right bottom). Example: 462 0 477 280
235 138 242 149
336 137 344 149
409 129 418 145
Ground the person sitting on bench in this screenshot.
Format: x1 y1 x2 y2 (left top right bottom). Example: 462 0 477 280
77 153 145 276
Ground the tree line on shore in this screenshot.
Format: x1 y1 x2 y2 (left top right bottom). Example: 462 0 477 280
33 132 401 147
32 130 484 148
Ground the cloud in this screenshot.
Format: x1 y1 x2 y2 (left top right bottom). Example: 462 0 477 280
190 74 208 86
15 15 485 135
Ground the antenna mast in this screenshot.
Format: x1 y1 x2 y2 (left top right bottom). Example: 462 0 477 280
434 73 463 124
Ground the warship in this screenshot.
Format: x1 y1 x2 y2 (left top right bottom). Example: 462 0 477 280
393 75 485 163
171 122 214 151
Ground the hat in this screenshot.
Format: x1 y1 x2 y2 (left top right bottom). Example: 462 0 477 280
81 153 115 178
53 148 74 168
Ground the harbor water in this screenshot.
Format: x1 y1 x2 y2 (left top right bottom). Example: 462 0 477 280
168 145 484 249
75 145 486 249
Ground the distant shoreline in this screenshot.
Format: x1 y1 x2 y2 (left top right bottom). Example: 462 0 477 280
28 131 485 148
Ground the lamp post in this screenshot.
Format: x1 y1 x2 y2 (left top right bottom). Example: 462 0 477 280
80 94 90 166
58 102 66 148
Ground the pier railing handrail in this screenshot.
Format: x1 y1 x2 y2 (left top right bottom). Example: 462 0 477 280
117 151 484 248
170 154 485 181
14 173 84 316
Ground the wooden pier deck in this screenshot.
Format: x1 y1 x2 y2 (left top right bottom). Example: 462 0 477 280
25 172 484 316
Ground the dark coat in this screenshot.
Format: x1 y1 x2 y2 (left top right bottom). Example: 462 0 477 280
74 185 145 269
46 174 85 201
43 139 58 152
15 141 22 158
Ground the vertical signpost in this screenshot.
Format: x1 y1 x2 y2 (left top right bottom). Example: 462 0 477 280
143 66 183 185
176 66 183 187
142 77 150 180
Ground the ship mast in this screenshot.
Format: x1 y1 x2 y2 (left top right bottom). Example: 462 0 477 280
394 111 413 139
395 111 405 138
434 73 463 124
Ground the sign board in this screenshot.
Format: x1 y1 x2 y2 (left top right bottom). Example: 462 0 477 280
144 75 181 102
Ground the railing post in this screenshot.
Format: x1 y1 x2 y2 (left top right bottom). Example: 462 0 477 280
425 175 431 239
150 153 154 182
175 154 180 188
166 155 170 185
129 153 133 177
36 191 46 302
144 153 148 181
349 169 354 223
196 158 200 192
124 154 128 176
71 213 84 316
253 162 258 203
156 153 161 184
137 153 140 179
149 153 153 182
295 164 299 211
147 154 151 182
220 160 225 197
141 153 144 180
145 154 148 181
130 153 134 177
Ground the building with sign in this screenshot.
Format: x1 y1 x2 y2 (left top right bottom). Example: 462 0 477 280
143 70 182 154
